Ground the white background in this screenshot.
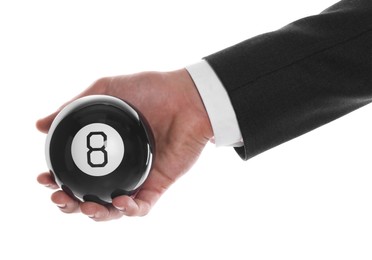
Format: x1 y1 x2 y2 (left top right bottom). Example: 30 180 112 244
1 0 372 259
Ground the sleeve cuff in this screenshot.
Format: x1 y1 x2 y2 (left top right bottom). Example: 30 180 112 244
186 60 243 147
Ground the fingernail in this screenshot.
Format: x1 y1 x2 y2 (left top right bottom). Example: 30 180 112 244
57 204 66 208
88 214 95 218
114 205 126 212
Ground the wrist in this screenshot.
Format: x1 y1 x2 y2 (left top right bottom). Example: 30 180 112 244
168 69 214 142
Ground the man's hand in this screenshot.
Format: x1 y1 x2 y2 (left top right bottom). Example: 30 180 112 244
36 69 213 221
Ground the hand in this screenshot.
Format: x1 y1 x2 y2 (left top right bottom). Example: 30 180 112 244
37 69 213 221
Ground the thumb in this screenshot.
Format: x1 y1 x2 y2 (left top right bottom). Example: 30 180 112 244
35 92 88 133
36 111 59 134
35 77 111 134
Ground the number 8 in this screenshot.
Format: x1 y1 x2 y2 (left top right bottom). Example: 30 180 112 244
87 132 108 167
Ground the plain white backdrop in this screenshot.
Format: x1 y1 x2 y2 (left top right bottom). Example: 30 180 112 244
1 0 372 259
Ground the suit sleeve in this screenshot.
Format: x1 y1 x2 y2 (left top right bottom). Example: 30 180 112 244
205 0 372 160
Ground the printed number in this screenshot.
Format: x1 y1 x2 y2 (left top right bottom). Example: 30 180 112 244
87 132 108 167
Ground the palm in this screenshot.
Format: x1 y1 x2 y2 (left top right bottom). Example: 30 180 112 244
37 69 212 220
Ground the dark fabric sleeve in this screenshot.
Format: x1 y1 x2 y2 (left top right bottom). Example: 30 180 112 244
205 0 372 160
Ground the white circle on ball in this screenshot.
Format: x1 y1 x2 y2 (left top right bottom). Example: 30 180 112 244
71 123 124 177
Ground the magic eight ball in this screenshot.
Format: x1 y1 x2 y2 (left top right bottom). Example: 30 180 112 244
45 95 154 204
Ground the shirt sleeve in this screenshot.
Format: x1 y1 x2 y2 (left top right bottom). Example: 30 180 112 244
186 60 243 147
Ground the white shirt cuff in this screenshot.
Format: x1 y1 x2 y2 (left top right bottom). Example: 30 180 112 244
186 60 243 147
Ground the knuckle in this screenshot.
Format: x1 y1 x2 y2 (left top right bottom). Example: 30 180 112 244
90 77 111 93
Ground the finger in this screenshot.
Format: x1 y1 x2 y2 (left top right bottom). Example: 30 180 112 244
112 192 154 217
37 172 59 189
112 168 173 216
80 202 123 221
51 190 80 213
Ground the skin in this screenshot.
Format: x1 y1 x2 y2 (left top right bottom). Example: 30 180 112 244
36 69 213 221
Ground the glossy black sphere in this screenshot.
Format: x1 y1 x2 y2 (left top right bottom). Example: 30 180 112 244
45 95 154 204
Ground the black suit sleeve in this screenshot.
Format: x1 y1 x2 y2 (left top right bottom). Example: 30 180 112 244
205 0 372 160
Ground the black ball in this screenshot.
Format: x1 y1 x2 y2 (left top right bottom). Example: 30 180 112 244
45 95 154 204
